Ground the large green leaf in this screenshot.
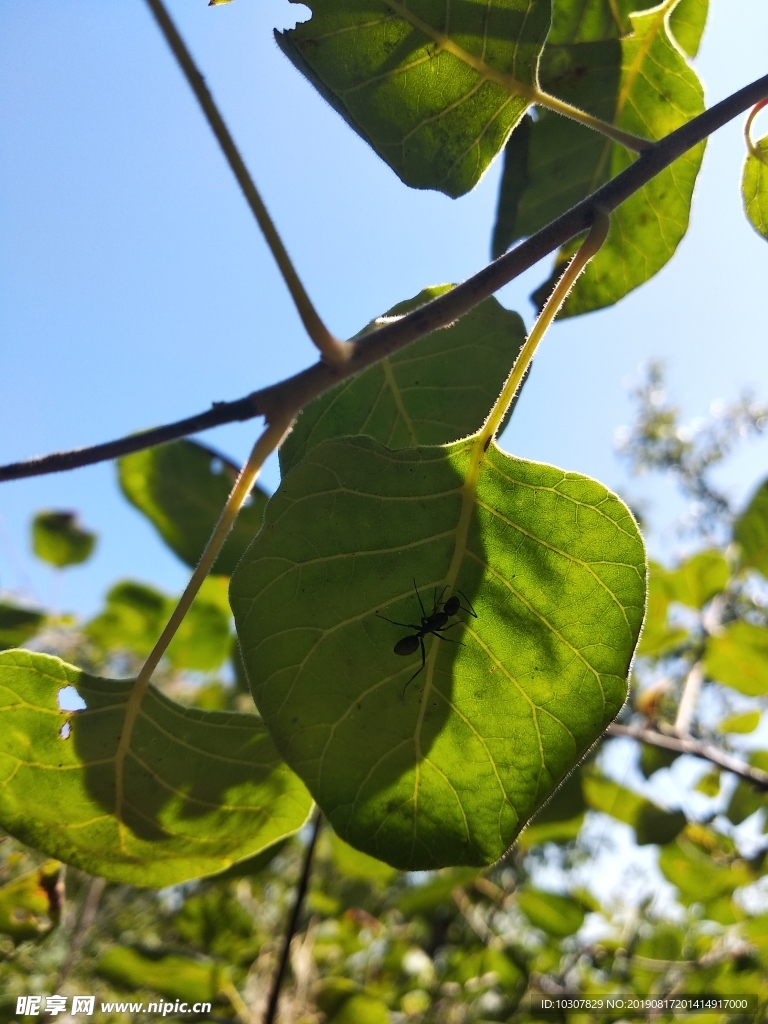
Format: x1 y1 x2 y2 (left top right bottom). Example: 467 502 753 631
118 440 269 576
0 650 312 886
743 135 768 242
548 0 657 45
495 5 705 316
280 288 526 475
32 511 96 568
275 0 551 197
231 434 645 869
705 621 768 697
734 477 768 575
661 549 729 609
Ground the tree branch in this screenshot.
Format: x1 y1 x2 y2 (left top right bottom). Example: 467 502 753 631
263 808 322 1024
607 722 768 791
2 71 768 485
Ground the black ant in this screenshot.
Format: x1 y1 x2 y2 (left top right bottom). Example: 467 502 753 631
377 581 477 694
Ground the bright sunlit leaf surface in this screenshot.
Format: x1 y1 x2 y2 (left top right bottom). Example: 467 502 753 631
280 288 526 475
495 4 705 315
119 440 269 576
276 0 550 197
231 434 645 869
742 136 768 241
0 651 312 886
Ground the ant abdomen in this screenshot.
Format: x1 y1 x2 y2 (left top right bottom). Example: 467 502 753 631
394 634 420 657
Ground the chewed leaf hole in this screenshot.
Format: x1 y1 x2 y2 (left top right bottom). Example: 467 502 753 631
59 721 71 739
57 686 86 712
210 457 224 475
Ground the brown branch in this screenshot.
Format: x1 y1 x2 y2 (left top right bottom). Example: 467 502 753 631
263 808 322 1024
2 71 768 485
607 722 768 790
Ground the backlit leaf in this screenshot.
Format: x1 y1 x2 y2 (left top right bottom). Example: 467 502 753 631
662 549 729 610
0 650 312 886
705 622 768 697
583 773 685 845
734 476 768 576
659 831 754 904
0 861 61 944
636 563 687 657
743 136 768 241
276 0 551 197
0 601 45 652
496 6 705 316
717 710 760 735
547 0 657 44
86 578 232 672
32 511 96 568
517 888 585 936
97 947 225 1003
118 440 269 576
725 751 768 826
231 434 645 869
668 0 709 58
280 288 526 475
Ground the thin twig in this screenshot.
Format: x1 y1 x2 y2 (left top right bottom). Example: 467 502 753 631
2 72 768 485
263 808 322 1024
143 0 348 364
54 876 106 988
606 722 768 790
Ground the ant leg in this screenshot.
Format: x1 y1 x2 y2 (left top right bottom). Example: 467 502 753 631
432 633 465 646
457 590 478 618
412 579 427 619
402 636 426 696
376 611 420 630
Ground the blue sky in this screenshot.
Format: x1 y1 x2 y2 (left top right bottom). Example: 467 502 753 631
1 0 767 617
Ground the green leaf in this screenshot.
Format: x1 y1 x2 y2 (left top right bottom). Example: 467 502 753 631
329 831 398 885
396 867 479 915
583 774 685 845
705 622 768 697
636 564 687 657
548 0 658 44
694 769 720 797
231 434 645 869
497 7 705 315
31 511 96 568
639 743 678 779
280 288 526 476
86 578 232 671
725 751 768 825
97 947 225 1003
0 602 45 651
659 832 754 904
0 650 313 886
118 440 269 576
717 710 760 735
663 549 729 609
449 947 525 994
743 136 768 241
518 768 585 846
517 888 585 936
0 861 61 944
315 980 391 1024
275 0 551 197
86 580 168 657
734 477 768 576
668 0 709 58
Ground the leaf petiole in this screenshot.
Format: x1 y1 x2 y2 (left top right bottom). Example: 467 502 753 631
480 209 611 448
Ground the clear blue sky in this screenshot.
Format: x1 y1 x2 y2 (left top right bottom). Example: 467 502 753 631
1 0 767 617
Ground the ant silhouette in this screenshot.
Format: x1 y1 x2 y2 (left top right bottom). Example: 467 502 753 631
377 580 478 695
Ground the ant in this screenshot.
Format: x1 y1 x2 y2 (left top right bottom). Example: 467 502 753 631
377 581 477 694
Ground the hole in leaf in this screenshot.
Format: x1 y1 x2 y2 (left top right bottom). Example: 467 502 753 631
57 686 86 712
59 721 71 739
210 457 224 475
